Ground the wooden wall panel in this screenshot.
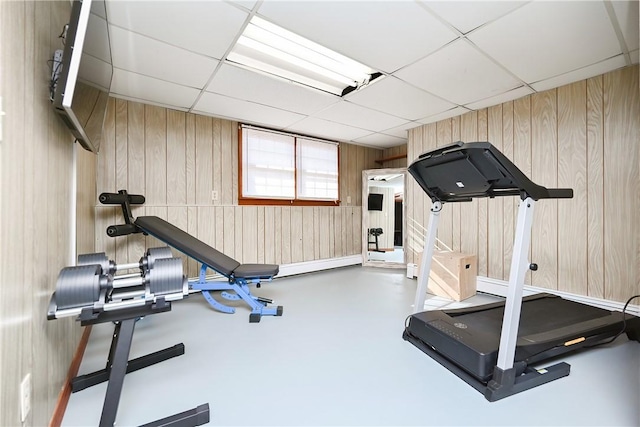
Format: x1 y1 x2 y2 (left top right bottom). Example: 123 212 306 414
381 145 407 169
257 206 265 263
186 113 196 205
501 101 515 281
127 101 145 195
405 65 639 303
280 207 291 264
221 120 234 205
436 120 453 251
264 206 276 264
212 119 222 206
98 96 115 194
477 109 489 277
603 66 639 302
487 104 504 280
531 90 558 289
451 116 462 253
234 207 243 262
459 112 478 260
195 116 213 205
167 110 186 205
223 206 235 263
557 81 587 295
0 2 92 425
145 106 167 205
243 206 258 262
303 207 315 261
115 99 128 191
513 95 532 284
291 207 304 263
586 76 605 298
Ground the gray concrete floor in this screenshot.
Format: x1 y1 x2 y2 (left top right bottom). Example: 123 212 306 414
62 266 640 426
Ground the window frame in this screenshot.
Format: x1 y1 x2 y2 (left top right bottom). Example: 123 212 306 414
238 125 341 206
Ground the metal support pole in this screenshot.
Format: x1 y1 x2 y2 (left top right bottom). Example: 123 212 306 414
99 318 136 427
413 201 442 313
496 197 535 370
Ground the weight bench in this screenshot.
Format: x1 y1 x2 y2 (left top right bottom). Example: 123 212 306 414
101 190 283 323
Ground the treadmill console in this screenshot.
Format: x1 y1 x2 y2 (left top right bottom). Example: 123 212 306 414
408 141 573 202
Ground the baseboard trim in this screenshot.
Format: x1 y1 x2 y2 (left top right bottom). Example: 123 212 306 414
49 325 92 427
476 276 640 316
277 255 363 278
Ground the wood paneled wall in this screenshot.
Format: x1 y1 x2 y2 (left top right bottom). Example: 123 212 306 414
0 1 96 425
406 66 639 303
96 99 381 276
380 145 408 169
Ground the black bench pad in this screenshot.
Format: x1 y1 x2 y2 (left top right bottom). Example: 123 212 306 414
135 216 278 279
234 264 279 279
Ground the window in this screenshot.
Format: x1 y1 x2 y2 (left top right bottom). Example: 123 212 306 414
240 126 339 205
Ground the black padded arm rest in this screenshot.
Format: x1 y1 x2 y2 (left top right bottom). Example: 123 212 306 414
135 216 240 277
234 264 279 279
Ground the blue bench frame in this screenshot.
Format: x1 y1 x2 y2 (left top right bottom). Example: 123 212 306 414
101 190 283 323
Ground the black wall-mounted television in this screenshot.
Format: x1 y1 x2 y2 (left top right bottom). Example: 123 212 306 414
52 0 111 154
368 193 384 211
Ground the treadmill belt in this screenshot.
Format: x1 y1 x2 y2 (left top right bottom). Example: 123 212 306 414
450 297 613 336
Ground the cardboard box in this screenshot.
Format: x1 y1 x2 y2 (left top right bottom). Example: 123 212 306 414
415 251 477 301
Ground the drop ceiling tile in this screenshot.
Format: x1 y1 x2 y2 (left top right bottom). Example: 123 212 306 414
90 0 106 19
285 117 372 142
530 55 627 92
105 1 248 59
79 55 112 91
313 101 408 133
227 0 258 12
380 122 420 139
395 39 522 105
109 26 219 89
423 1 526 34
194 92 306 129
417 106 471 125
353 133 406 148
206 64 340 115
110 68 200 109
468 1 621 83
256 1 458 73
110 93 190 112
464 86 533 110
610 0 639 52
84 13 110 63
346 76 455 121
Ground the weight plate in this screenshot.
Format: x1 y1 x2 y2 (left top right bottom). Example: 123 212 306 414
148 257 184 296
55 265 101 310
146 246 173 270
77 252 110 273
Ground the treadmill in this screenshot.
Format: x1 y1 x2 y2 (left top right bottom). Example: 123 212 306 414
403 141 640 401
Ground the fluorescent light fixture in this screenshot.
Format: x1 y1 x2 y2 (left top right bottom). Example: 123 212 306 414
227 16 382 96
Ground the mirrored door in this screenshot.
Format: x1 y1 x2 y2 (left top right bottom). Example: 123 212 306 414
362 168 407 268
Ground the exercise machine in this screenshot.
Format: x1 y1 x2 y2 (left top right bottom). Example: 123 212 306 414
100 190 283 323
368 228 384 252
403 141 640 401
48 248 209 426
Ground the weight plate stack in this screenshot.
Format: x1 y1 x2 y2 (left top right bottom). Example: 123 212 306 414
148 257 184 296
55 265 102 310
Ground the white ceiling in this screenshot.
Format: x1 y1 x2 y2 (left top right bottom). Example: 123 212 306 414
81 0 639 149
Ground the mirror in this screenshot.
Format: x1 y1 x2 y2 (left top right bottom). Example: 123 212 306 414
362 168 407 268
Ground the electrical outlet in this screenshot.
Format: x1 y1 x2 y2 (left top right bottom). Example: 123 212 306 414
347 196 352 204
20 373 31 422
211 190 218 201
